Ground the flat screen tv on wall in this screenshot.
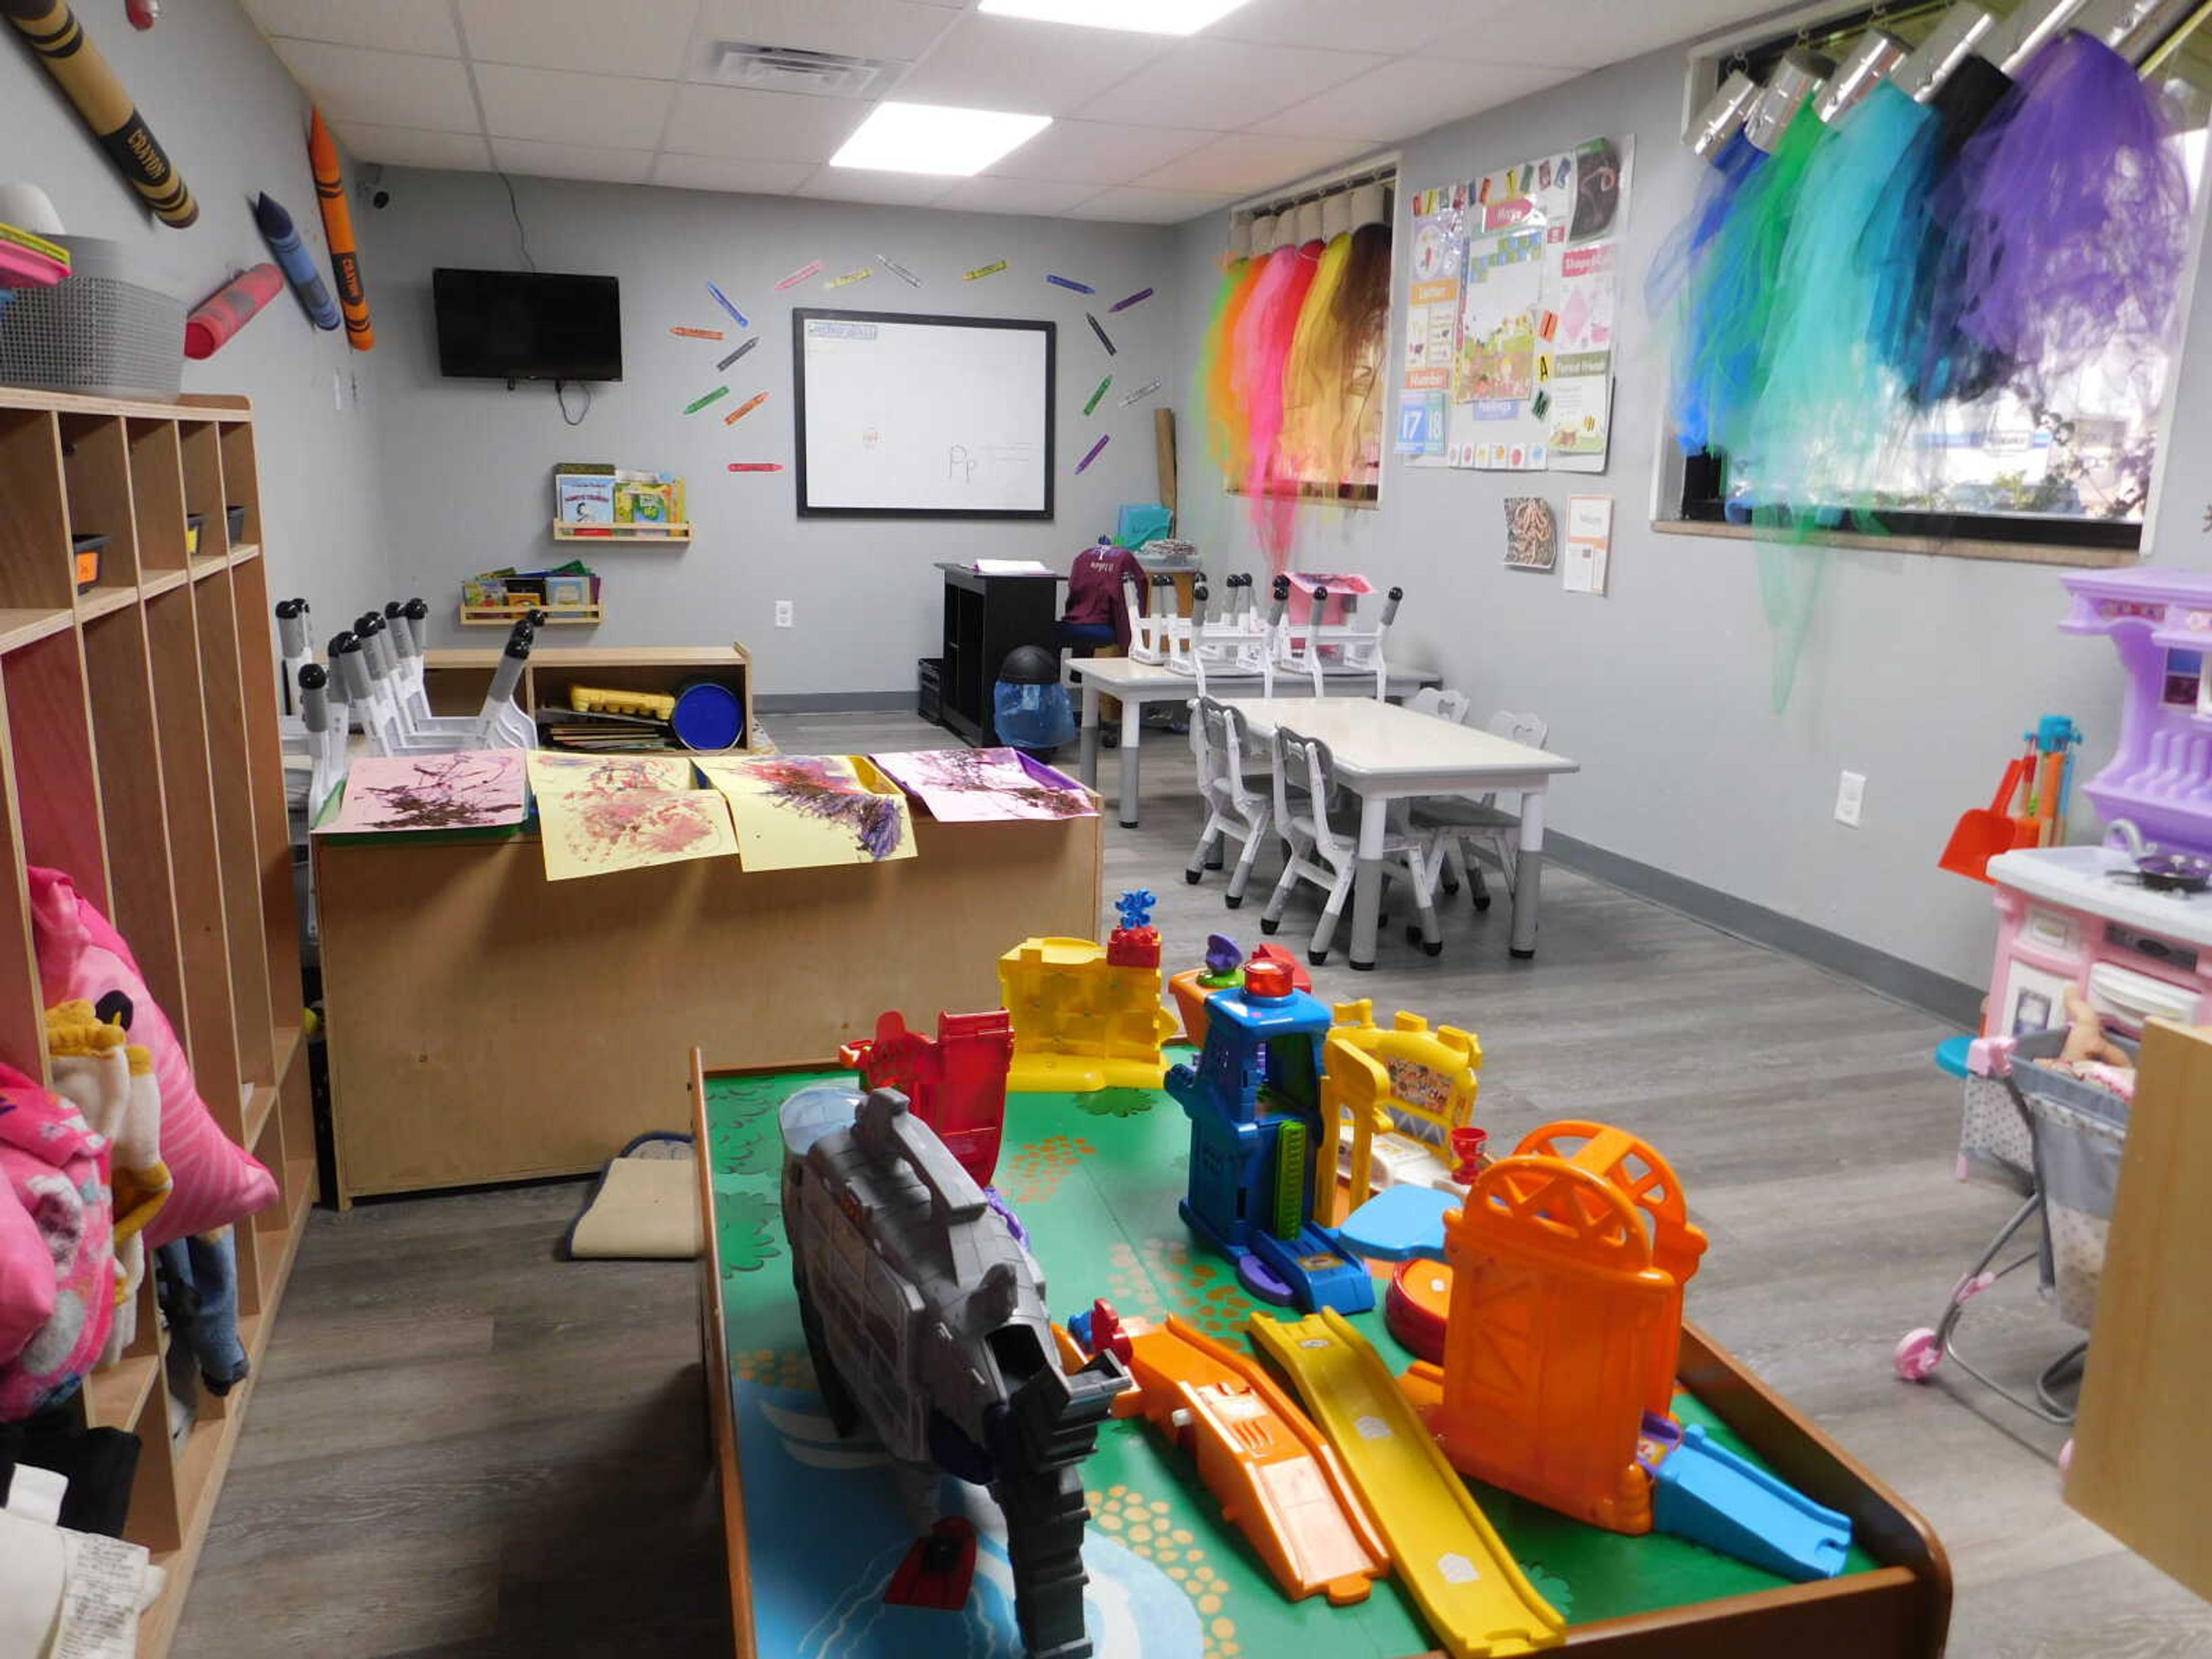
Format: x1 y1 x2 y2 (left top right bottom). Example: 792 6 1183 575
433 268 622 382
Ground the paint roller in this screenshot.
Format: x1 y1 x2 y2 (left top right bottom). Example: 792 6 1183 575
2 0 196 225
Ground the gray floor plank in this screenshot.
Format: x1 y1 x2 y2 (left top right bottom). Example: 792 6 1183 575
172 710 2212 1657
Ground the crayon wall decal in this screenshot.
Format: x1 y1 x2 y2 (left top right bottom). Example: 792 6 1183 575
184 264 282 359
1085 312 1116 355
716 336 760 372
824 266 872 289
707 281 748 328
1046 273 1094 294
775 260 824 290
684 386 729 414
727 463 784 472
3 0 196 226
1117 377 1162 408
253 191 339 329
1075 434 1109 474
671 325 725 340
964 259 1009 281
1107 287 1152 312
1082 375 1112 415
306 108 373 350
878 253 922 287
724 391 768 426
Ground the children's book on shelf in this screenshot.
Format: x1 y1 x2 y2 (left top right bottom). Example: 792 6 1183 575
613 469 685 525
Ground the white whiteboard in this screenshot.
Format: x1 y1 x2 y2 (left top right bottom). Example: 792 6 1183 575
793 310 1055 518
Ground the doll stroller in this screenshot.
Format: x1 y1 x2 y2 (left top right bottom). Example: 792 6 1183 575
1895 1024 2133 1454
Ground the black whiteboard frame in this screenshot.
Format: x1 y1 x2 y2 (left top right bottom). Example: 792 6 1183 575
791 308 1057 520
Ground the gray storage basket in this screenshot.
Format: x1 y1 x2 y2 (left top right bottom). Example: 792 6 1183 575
2009 1025 2134 1332
0 235 184 400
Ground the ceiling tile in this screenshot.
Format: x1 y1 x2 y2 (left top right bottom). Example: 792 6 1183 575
1250 55 1574 141
490 139 657 185
246 0 459 56
474 63 676 149
893 14 1172 115
1065 185 1237 224
980 118 1210 185
930 176 1100 216
1075 37 1381 131
664 84 873 161
649 154 815 193
1133 131 1373 195
694 0 960 67
1422 1 1766 69
458 0 696 79
335 122 494 171
800 168 957 207
1206 0 1459 55
271 39 480 132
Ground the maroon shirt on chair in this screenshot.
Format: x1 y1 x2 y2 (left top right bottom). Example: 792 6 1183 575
1063 543 1148 650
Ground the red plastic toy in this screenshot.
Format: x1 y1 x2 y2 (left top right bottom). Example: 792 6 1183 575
839 1009 1014 1188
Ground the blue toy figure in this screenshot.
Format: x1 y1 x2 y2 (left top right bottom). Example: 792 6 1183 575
1168 956 1375 1315
1115 889 1157 931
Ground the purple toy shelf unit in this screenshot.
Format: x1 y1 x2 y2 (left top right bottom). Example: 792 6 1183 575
2061 567 2212 861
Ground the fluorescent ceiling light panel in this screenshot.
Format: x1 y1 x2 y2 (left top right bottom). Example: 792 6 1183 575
978 0 1252 36
830 102 1052 175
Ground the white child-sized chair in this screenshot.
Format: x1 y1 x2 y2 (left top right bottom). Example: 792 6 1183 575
1172 574 1271 695
1184 696 1272 907
1412 710 1549 912
1261 724 1443 964
1261 574 1404 700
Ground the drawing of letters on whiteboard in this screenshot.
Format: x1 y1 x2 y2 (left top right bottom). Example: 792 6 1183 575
796 310 1055 518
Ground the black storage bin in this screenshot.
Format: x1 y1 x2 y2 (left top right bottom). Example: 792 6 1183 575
917 656 945 725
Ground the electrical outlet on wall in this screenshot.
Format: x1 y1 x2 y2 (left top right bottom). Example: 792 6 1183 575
1835 770 1866 828
774 600 794 628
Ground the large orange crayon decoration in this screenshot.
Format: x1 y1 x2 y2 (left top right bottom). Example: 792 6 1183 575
306 108 373 351
3 0 196 226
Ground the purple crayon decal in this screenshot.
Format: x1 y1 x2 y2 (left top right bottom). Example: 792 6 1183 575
1075 434 1109 474
1107 287 1152 313
1085 312 1116 356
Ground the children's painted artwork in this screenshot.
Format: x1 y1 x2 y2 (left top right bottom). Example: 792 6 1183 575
527 751 696 798
695 755 916 870
324 751 527 834
537 788 737 882
870 748 1096 823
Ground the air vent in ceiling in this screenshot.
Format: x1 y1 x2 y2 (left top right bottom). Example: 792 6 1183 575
709 43 899 99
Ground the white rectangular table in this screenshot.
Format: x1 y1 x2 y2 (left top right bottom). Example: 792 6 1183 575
1068 656 1438 828
1232 697 1580 966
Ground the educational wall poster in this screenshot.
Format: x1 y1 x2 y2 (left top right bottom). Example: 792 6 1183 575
536 787 737 882
695 754 916 870
323 751 528 835
1414 135 1631 476
1398 184 1468 464
1563 495 1614 595
1503 497 1558 570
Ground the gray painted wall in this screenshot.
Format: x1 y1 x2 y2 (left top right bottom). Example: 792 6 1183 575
355 170 1177 692
1169 47 2212 991
0 0 388 611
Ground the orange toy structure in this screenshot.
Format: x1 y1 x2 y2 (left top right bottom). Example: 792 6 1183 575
1399 1121 1709 1535
839 1008 1014 1188
998 936 1178 1093
1073 1303 1386 1606
1321 1001 1482 1203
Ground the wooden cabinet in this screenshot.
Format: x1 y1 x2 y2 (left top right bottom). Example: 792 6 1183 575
934 563 1061 746
0 388 312 1657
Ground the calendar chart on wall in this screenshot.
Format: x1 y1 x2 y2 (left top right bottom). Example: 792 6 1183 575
793 309 1056 518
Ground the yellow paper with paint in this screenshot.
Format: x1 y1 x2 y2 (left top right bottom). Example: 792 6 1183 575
527 751 696 800
695 753 915 870
963 259 1009 281
536 787 737 883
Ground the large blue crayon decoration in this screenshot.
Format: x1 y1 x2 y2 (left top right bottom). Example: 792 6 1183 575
253 191 339 330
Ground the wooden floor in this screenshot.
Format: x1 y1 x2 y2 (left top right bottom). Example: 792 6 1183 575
175 711 2212 1659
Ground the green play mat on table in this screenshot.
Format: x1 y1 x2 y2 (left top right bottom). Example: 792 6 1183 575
705 1067 1878 1657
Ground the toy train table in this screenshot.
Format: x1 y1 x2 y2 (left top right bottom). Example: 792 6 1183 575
691 1052 1950 1658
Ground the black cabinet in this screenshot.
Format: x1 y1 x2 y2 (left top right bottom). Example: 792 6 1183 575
934 563 1062 746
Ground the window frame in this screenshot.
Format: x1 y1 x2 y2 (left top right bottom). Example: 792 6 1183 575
1657 1 2212 564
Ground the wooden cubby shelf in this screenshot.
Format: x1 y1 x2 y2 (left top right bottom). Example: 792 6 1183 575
0 387 311 1659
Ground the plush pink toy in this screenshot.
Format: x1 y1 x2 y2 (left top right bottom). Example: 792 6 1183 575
0 1062 115 1422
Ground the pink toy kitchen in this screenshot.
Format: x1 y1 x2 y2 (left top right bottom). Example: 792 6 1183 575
1983 568 2212 1040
